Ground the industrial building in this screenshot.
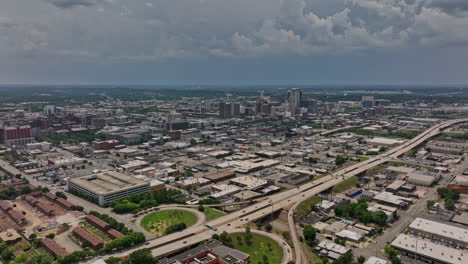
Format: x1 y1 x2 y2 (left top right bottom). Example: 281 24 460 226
391 234 467 264
202 170 236 183
278 173 309 185
409 218 468 249
68 171 150 206
406 172 439 186
230 176 268 190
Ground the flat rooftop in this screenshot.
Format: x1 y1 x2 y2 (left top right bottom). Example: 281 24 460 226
70 171 148 195
392 234 467 264
409 218 468 244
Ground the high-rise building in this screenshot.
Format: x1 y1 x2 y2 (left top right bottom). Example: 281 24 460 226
219 102 240 119
3 125 34 147
287 88 302 113
361 96 375 108
255 98 272 116
301 99 318 114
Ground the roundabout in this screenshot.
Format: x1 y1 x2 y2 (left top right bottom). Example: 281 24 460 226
140 208 204 237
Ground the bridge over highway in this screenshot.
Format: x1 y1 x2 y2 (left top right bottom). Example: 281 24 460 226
103 118 468 261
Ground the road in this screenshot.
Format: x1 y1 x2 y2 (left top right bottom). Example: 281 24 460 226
97 118 467 260
5 118 467 262
287 118 468 264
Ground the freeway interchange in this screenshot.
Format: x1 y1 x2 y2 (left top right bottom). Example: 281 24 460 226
106 118 468 261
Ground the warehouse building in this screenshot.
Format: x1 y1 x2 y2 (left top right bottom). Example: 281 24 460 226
203 170 236 183
278 173 309 185
409 218 468 249
406 172 439 186
68 171 150 206
230 176 268 190
391 234 467 264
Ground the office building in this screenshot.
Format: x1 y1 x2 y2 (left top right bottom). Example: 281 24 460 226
2 125 34 147
361 96 375 108
287 88 302 113
219 101 241 119
68 171 150 206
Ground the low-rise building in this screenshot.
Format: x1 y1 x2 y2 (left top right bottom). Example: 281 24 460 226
55 197 74 210
68 171 150 206
278 173 309 185
230 176 268 190
315 240 350 260
373 192 412 209
106 229 124 239
7 209 27 225
86 215 111 232
41 238 68 257
72 227 103 250
409 218 468 249
391 234 467 264
363 257 387 264
159 240 250 264
203 170 236 183
406 172 438 186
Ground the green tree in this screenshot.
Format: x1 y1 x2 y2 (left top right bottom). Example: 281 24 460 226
1 247 13 261
303 225 316 246
357 256 366 264
126 248 157 264
20 185 32 195
198 205 205 212
426 200 436 209
445 199 456 211
335 155 347 166
372 211 388 226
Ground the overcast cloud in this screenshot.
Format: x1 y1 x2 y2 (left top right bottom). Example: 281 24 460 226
0 0 467 84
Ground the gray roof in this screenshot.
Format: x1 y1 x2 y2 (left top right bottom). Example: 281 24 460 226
70 171 148 195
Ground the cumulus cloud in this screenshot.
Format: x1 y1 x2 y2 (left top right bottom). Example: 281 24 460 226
44 0 105 9
1 0 468 62
428 0 468 15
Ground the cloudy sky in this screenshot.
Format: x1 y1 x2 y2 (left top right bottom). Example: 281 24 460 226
1 0 468 84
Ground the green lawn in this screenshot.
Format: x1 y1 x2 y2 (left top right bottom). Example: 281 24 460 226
227 233 283 264
140 210 197 237
294 196 321 218
81 222 112 243
332 176 359 193
204 207 226 221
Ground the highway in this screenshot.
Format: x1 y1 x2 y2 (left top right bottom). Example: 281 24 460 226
102 118 468 261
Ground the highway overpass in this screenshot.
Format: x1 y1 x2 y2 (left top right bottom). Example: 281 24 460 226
104 118 468 261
